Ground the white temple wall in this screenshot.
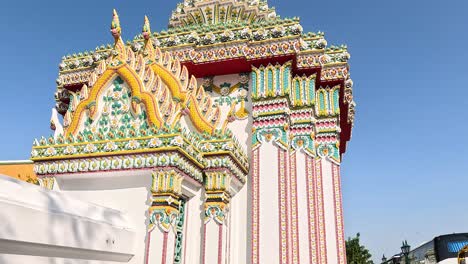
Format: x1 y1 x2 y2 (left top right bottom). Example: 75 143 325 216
183 184 204 264
55 171 152 264
165 231 176 264
320 158 339 264
203 221 220 264
316 158 346 264
0 176 135 264
257 142 280 264
0 255 119 264
147 229 164 264
229 177 248 264
295 151 312 264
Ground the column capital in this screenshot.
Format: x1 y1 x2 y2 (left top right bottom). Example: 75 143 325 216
204 169 232 224
149 169 184 232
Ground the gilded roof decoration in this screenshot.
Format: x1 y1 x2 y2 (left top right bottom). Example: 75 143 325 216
33 10 250 183
60 11 225 137
36 0 356 174
54 9 354 126
168 0 278 28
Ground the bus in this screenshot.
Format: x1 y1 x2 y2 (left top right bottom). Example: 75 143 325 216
409 233 468 264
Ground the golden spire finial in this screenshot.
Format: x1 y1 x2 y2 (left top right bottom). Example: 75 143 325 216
109 9 126 61
110 9 122 40
142 15 152 40
141 15 155 58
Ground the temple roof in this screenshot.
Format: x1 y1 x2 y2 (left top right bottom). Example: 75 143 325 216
168 0 277 28
49 3 355 157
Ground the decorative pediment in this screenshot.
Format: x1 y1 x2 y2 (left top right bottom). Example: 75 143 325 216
32 11 249 183
60 11 223 138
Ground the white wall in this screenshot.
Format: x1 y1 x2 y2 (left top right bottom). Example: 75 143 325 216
55 170 152 264
0 175 135 264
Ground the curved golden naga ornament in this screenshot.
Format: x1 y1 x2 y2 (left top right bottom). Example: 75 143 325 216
64 11 218 136
65 65 165 137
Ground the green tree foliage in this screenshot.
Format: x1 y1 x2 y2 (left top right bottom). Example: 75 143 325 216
346 233 374 264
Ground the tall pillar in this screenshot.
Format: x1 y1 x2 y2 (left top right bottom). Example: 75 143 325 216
250 63 293 264
146 169 184 264
202 169 232 264
251 62 348 264
315 145 346 264
251 127 290 264
314 84 348 264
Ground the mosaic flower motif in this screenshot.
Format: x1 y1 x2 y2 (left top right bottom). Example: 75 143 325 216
122 158 134 169
146 156 157 167
238 88 248 99
220 30 234 42
300 39 309 50
201 33 216 45
110 118 119 129
130 120 139 129
171 136 184 147
148 138 163 148
187 32 200 43
45 147 57 157
83 144 97 154
317 144 335 158
220 86 230 96
134 157 145 168
159 155 170 166
289 24 303 35
166 36 180 46
83 57 93 66
90 125 98 134
102 106 110 116
89 160 100 171
126 140 140 150
31 149 39 158
111 158 122 169
222 142 235 151
70 60 80 69
58 162 68 173
121 104 130 113
201 143 214 152
59 62 67 70
104 141 118 152
253 29 268 41
185 146 195 155
48 163 58 174
339 52 351 62
63 145 77 155
112 91 122 100
92 53 101 62
78 161 90 172
239 28 251 39
271 26 285 38
36 164 47 174
68 161 79 172
319 54 331 65
100 159 111 170
314 39 327 49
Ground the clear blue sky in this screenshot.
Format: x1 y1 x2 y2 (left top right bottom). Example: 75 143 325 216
1 0 467 262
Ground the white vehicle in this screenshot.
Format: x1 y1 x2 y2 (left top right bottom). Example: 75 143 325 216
409 233 468 264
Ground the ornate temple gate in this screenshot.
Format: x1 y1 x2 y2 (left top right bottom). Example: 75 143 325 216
31 1 355 263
